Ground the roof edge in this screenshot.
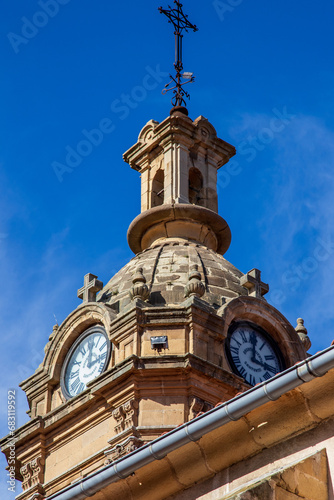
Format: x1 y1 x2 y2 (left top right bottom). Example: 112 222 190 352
45 344 334 500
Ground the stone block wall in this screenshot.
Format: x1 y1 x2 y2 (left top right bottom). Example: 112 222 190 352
225 450 328 500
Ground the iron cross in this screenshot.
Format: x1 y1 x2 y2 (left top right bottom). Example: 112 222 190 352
159 1 198 108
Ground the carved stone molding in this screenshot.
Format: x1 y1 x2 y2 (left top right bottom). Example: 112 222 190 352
30 456 44 487
189 396 213 419
20 456 45 492
112 406 125 435
112 399 139 434
123 399 139 429
189 397 204 419
26 484 45 500
20 462 32 491
104 435 144 465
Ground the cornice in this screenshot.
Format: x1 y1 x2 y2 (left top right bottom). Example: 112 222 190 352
123 114 235 172
127 204 231 255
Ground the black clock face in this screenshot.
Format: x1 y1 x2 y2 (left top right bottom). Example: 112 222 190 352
225 322 284 386
60 325 111 399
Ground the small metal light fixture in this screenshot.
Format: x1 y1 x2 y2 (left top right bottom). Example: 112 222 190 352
150 336 169 353
182 72 193 80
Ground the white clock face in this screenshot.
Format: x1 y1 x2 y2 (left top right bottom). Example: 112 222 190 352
226 323 283 386
61 326 110 399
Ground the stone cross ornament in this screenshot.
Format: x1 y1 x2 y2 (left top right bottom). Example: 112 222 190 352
77 273 103 304
240 268 269 299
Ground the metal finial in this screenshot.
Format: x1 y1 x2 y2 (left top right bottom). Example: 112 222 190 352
159 1 198 109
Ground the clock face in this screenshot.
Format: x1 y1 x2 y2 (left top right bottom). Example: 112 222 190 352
226 322 284 386
61 326 110 399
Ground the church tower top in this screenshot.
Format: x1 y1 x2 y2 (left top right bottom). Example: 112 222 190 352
123 2 236 256
123 112 236 255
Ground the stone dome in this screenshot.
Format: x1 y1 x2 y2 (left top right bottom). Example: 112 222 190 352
98 238 247 313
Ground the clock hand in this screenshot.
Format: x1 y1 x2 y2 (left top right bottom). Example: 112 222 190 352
251 358 276 375
87 338 94 368
251 357 264 366
89 355 101 367
249 333 257 362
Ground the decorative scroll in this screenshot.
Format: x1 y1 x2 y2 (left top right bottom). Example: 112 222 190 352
112 399 139 434
20 456 45 492
104 436 144 465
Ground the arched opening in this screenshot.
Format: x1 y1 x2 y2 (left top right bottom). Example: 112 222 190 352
151 168 164 208
189 167 203 205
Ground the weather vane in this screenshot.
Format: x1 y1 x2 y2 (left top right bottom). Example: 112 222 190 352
159 1 198 109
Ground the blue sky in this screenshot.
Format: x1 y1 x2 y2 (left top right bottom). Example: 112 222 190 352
1 0 334 497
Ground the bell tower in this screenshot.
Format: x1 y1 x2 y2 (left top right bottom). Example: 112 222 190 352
125 111 235 255
0 4 311 500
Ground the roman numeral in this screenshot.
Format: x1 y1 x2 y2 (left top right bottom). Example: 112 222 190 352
263 372 271 380
100 352 107 360
70 369 79 380
266 364 277 374
71 377 80 392
238 367 247 378
233 338 241 348
259 342 265 351
230 346 239 355
78 382 85 394
234 362 242 372
80 346 86 356
248 374 256 386
265 355 275 361
99 341 107 352
240 330 248 343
